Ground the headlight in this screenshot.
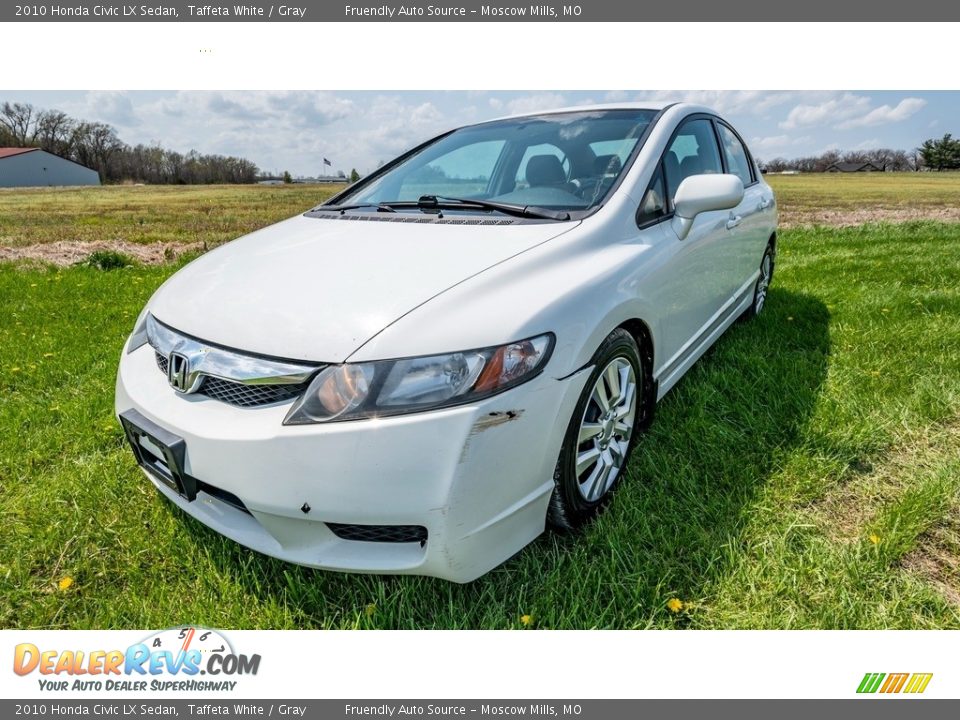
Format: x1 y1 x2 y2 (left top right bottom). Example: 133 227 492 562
126 308 150 354
283 333 554 425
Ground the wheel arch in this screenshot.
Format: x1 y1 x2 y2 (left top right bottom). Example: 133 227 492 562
614 317 658 430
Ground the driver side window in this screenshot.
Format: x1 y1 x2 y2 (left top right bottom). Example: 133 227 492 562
663 118 723 209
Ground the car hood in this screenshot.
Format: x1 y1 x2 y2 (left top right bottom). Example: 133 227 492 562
149 214 579 362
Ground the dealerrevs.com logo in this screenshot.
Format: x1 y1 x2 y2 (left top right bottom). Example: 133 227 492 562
13 627 261 692
857 673 933 695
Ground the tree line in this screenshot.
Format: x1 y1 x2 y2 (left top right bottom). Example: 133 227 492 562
760 135 960 173
0 101 259 184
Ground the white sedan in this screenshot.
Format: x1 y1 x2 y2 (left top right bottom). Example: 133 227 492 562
116 102 778 582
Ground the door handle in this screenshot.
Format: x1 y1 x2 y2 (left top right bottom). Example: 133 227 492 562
758 196 772 210
726 214 742 230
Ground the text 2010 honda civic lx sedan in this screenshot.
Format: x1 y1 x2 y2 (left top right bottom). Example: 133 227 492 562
116 102 778 582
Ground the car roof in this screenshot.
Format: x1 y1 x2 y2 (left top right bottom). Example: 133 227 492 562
483 101 684 124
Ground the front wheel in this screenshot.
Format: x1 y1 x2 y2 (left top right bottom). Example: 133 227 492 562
547 329 643 531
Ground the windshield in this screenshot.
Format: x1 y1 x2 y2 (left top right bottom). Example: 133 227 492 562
332 109 657 215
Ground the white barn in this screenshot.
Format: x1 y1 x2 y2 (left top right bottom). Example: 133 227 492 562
0 147 100 187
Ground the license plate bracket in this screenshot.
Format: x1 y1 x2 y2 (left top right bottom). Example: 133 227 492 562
119 408 197 501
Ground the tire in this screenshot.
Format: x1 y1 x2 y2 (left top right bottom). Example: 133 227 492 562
547 329 644 532
742 242 775 320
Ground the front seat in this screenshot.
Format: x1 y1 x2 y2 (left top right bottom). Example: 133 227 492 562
526 155 567 188
679 154 703 183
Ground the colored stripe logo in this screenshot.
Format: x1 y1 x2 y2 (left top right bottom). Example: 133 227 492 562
857 672 933 694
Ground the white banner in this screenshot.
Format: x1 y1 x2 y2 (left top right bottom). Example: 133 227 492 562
1 629 953 699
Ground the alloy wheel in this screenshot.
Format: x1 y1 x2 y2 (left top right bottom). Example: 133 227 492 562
574 357 638 502
755 252 772 314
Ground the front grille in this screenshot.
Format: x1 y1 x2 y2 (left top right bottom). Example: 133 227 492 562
155 352 308 408
202 375 306 407
327 523 428 545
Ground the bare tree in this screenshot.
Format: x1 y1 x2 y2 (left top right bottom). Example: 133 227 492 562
32 109 75 156
0 102 35 145
71 121 123 181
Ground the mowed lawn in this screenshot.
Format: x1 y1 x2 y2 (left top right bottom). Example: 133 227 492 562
1 179 960 629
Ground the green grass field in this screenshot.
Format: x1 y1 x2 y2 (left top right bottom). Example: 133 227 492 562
1 179 959 629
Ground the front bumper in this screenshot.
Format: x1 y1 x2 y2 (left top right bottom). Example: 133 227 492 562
115 344 589 582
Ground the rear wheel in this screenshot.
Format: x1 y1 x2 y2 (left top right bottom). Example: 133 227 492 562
743 242 775 319
548 329 642 531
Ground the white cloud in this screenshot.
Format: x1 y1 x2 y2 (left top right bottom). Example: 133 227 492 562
502 93 567 115
751 134 792 150
835 97 926 129
635 90 794 116
75 91 139 127
779 93 926 131
750 134 813 153
779 93 872 129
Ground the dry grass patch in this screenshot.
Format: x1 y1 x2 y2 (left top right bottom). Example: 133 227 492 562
0 240 205 267
780 205 960 228
903 509 960 607
812 420 960 543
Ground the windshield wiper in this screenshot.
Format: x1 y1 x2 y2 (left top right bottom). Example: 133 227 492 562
312 196 571 221
379 195 570 221
418 195 570 221
311 202 397 213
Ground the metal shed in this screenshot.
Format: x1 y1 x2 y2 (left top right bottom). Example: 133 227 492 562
0 147 101 187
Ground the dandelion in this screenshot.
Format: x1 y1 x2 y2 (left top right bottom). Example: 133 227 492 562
869 533 881 545
58 577 74 591
364 603 377 618
520 614 535 627
666 598 684 613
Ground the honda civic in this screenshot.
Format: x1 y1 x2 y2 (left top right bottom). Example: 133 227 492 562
116 102 778 582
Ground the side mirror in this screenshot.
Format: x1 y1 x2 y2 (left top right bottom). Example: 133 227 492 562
671 174 744 240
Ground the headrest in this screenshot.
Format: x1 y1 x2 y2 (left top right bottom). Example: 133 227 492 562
526 155 566 186
594 154 622 175
680 155 703 177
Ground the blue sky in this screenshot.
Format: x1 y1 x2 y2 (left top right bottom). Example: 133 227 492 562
2 90 955 176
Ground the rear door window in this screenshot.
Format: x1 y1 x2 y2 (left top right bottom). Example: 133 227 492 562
716 123 755 187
